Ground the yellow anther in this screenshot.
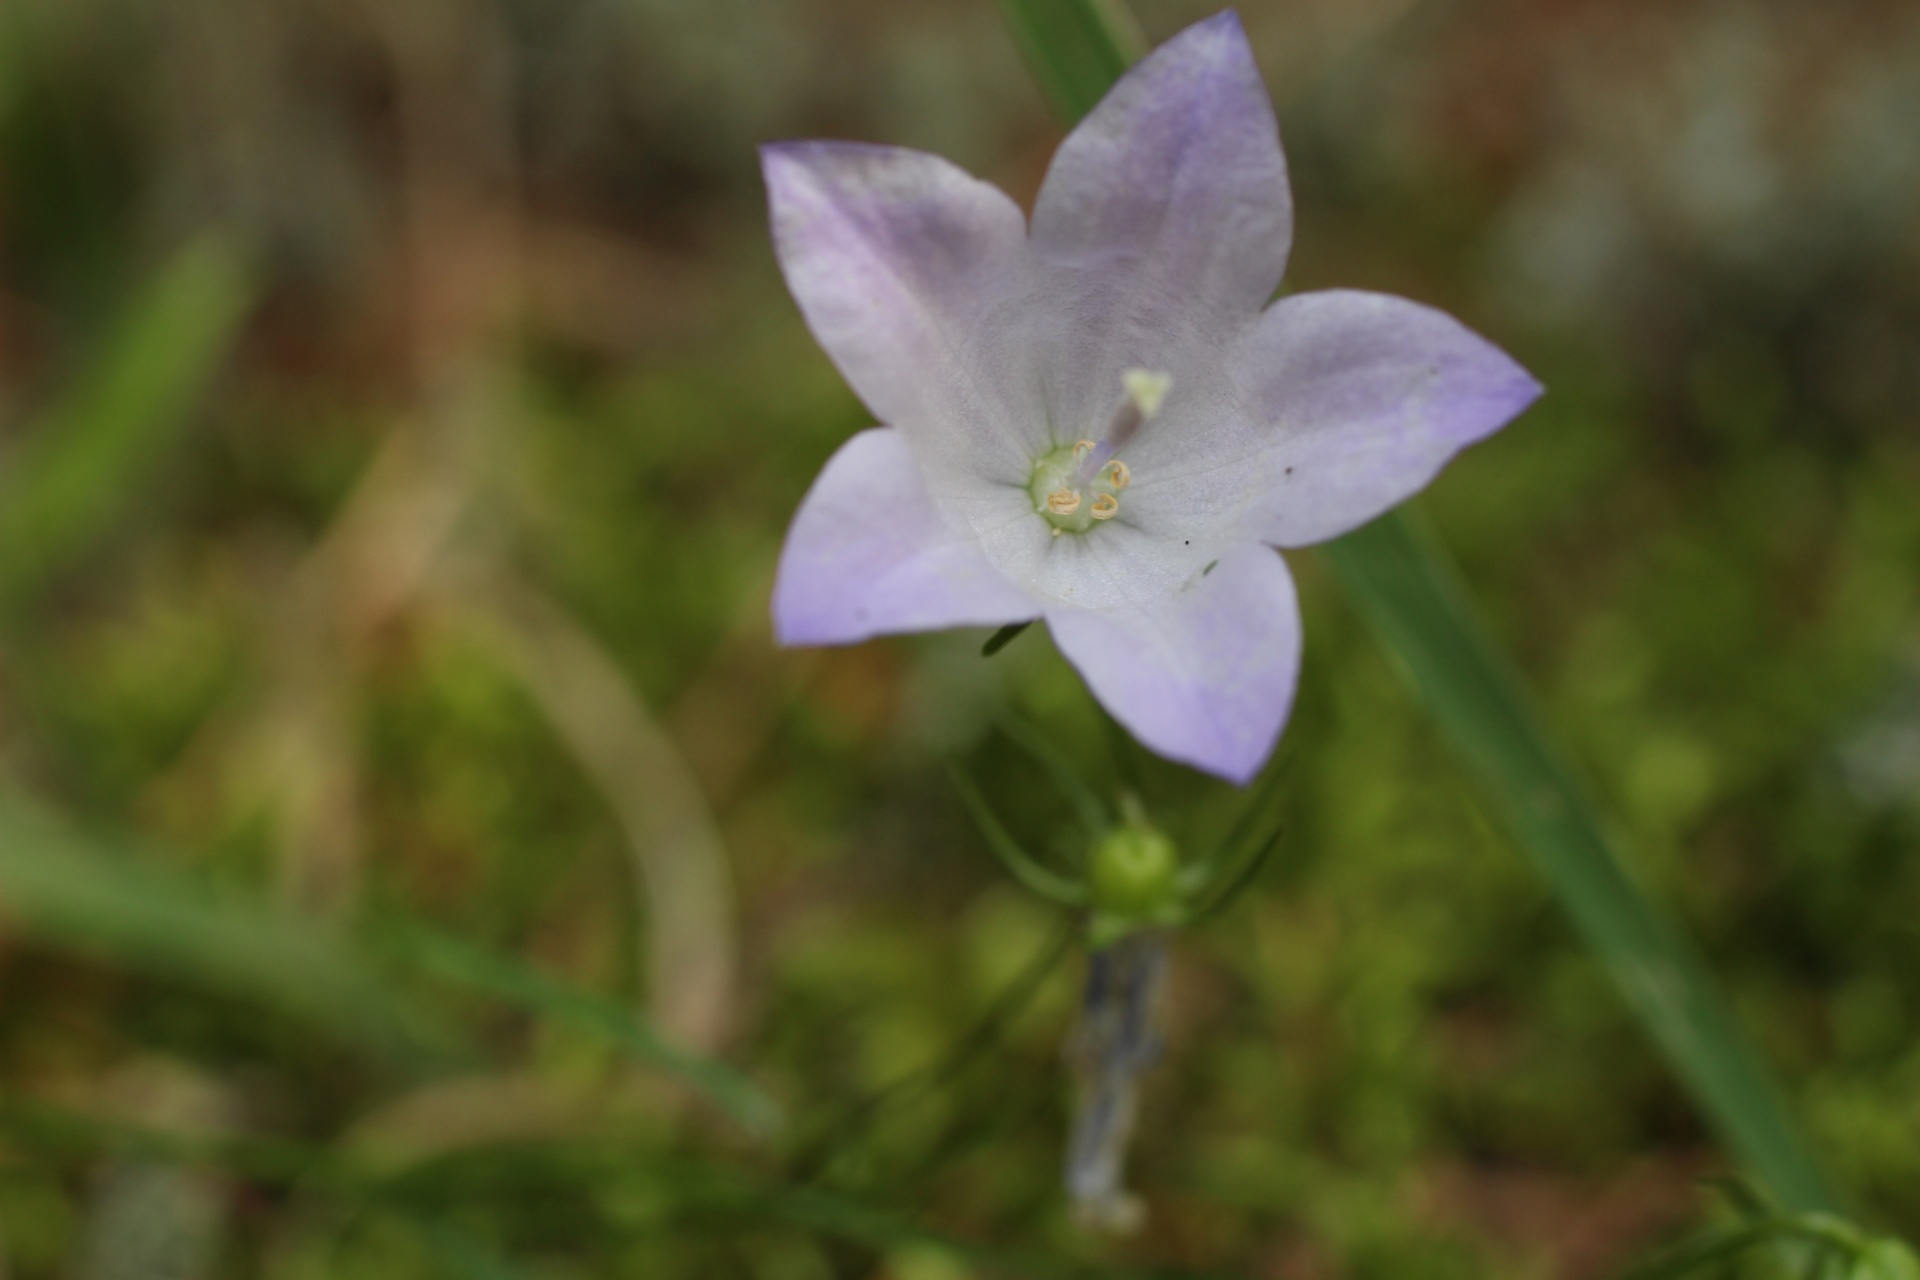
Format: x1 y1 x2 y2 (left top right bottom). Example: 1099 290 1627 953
1102 459 1131 491
1090 493 1119 520
1071 438 1097 460
1047 488 1083 515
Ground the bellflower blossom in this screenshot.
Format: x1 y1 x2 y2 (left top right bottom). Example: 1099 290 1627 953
764 10 1541 782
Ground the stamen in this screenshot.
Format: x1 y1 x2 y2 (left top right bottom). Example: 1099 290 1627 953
1090 494 1119 520
1103 460 1131 491
1071 438 1097 461
1047 489 1083 515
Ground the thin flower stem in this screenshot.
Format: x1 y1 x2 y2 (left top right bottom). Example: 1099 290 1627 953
788 917 1076 1181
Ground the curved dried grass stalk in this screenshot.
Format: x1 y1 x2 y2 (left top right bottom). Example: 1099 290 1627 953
457 572 741 1058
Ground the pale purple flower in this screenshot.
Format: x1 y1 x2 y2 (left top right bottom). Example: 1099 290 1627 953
763 10 1541 783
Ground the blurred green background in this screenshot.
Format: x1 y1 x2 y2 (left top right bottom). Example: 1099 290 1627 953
1 0 1918 1275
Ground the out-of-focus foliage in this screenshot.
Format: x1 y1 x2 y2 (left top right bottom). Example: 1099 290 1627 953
0 0 1918 1276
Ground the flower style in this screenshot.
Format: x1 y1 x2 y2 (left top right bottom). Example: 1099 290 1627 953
763 10 1541 783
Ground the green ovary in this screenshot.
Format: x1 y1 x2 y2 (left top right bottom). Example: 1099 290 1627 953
1028 443 1129 535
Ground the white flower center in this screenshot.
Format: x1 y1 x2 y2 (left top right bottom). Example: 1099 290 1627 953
1028 369 1169 536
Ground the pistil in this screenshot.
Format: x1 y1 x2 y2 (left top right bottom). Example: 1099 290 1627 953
1073 369 1171 487
1029 369 1170 535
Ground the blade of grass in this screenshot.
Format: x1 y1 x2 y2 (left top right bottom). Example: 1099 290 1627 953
1 1098 1230 1280
1321 510 1837 1211
995 0 1838 1214
994 0 1143 120
383 925 782 1138
0 800 444 1067
0 235 251 607
1175 752 1288 899
789 917 1074 1179
1182 825 1283 927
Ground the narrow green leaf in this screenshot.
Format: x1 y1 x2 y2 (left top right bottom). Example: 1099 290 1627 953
1181 826 1282 927
1700 1172 1779 1221
1177 752 1288 899
386 925 783 1138
995 0 1143 121
995 713 1109 840
947 764 1086 905
995 0 1838 1214
0 236 252 605
790 917 1072 1179
1618 1223 1783 1280
0 800 442 1066
982 620 1033 656
0 1093 1240 1280
1621 1215 1869 1280
1320 511 1837 1211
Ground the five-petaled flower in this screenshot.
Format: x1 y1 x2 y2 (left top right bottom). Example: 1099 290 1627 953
763 10 1541 783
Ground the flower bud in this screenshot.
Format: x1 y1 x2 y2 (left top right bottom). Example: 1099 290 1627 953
1088 818 1179 922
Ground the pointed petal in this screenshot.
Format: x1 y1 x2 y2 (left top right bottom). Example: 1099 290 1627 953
1046 547 1300 784
762 142 1043 489
1027 12 1291 440
774 428 1039 646
1125 290 1543 549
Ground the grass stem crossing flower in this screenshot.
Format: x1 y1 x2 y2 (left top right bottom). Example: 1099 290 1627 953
764 10 1541 782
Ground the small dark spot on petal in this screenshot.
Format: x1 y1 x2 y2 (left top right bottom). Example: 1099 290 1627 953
1284 467 1293 475
1183 540 1190 545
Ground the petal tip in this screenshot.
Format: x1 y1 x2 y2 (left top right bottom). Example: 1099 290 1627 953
1150 8 1261 82
758 139 804 177
1193 8 1250 42
1475 353 1548 440
1130 713 1283 786
1195 743 1277 788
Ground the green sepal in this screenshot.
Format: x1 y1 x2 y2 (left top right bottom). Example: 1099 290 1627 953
947 764 1086 906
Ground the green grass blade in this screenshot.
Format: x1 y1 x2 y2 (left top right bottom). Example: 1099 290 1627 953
1320 511 1838 1211
1617 1223 1783 1280
0 236 251 606
0 1097 1232 1280
994 0 1838 1213
994 0 1142 121
386 925 783 1138
0 800 442 1066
